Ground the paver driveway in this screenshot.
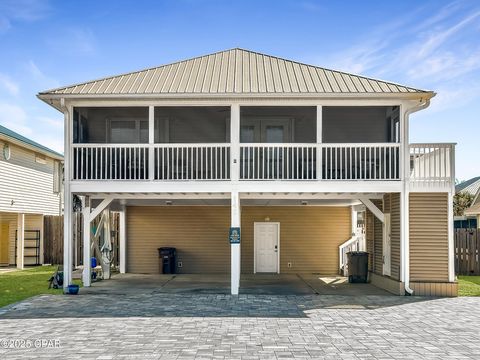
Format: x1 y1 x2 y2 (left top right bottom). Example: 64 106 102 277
0 293 479 359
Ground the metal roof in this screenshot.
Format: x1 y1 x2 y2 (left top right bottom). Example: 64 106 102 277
39 48 432 97
0 124 63 159
456 176 480 196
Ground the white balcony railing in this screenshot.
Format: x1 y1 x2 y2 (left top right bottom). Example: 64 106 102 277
72 144 149 180
409 143 455 188
71 142 454 186
154 144 230 180
240 144 317 180
321 143 400 180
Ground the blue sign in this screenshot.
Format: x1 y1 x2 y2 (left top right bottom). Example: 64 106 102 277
229 227 241 244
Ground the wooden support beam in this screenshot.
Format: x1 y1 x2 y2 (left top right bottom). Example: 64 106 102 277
359 197 385 223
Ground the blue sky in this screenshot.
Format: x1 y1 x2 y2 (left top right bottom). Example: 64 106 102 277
0 0 479 180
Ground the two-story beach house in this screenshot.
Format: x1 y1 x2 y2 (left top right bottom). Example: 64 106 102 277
0 125 63 268
38 48 456 296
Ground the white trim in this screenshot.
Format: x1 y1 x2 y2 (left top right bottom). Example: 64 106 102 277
231 104 240 181
448 191 455 282
383 213 391 276
82 197 91 287
63 105 73 290
119 204 127 274
16 213 24 270
230 191 241 295
253 222 280 274
148 105 155 181
70 180 403 194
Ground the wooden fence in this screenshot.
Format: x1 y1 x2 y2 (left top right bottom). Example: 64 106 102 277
43 213 120 267
455 228 480 275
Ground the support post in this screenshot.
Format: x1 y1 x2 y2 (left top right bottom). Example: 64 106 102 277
231 104 240 182
82 197 91 287
231 191 241 295
148 105 155 180
63 104 73 291
316 105 322 180
119 204 127 274
16 213 24 269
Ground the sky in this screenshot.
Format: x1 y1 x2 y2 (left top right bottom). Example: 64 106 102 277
0 0 479 181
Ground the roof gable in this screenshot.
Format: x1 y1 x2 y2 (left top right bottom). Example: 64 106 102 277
39 48 431 97
0 124 63 159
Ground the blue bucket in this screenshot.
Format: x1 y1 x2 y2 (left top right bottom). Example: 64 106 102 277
91 257 97 268
67 284 79 295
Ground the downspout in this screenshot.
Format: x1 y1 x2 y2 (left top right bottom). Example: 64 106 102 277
403 98 430 295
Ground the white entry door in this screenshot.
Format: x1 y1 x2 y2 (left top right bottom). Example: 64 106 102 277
383 213 391 276
254 222 279 273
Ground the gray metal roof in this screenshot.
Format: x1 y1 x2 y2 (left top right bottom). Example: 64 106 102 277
456 176 480 196
39 48 431 97
0 124 63 159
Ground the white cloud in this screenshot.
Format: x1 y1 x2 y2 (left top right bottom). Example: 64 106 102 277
0 0 50 33
0 102 32 135
38 116 63 129
0 74 19 95
25 60 59 89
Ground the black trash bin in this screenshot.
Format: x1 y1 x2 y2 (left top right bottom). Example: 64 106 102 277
346 251 369 283
158 247 176 274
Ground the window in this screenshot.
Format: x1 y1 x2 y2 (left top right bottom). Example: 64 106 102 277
109 119 148 143
35 154 46 164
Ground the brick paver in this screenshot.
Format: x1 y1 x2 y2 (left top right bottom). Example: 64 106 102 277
0 293 479 359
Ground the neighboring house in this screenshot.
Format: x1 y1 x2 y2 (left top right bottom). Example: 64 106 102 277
38 48 457 296
464 185 480 229
455 176 480 228
0 125 63 268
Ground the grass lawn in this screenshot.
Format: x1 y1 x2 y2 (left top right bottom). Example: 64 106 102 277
458 276 480 296
0 266 81 308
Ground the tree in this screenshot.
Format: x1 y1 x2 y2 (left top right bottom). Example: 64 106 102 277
453 191 474 216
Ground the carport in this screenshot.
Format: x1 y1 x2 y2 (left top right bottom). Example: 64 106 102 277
79 273 392 296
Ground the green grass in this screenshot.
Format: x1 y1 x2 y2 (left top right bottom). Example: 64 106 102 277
0 266 81 308
458 276 480 296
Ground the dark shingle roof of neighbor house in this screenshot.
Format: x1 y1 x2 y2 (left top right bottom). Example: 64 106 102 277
456 176 480 196
38 48 434 97
0 124 63 159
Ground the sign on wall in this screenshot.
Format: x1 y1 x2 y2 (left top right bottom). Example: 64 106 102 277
229 227 241 244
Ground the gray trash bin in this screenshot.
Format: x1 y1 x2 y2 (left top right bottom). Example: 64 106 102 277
346 251 369 283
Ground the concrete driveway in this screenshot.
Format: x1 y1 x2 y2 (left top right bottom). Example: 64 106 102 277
1 290 480 359
78 273 392 296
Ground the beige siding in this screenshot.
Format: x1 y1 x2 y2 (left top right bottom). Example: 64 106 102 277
241 206 351 274
390 193 401 280
127 206 231 274
366 200 384 275
0 212 44 265
0 140 60 216
127 205 351 275
409 193 449 282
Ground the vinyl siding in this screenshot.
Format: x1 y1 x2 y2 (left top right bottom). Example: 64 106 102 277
365 200 383 275
0 212 44 265
127 205 351 275
0 140 60 216
242 206 351 274
409 193 449 282
389 193 401 280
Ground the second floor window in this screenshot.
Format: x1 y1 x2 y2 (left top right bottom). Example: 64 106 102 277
109 119 148 143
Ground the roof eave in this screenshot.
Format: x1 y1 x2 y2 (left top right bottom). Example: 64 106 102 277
0 133 64 160
38 91 435 111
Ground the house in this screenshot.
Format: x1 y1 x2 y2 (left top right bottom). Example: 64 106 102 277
38 48 457 296
464 185 480 229
456 177 480 228
0 125 63 268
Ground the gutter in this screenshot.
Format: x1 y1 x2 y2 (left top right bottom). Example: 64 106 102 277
403 98 431 295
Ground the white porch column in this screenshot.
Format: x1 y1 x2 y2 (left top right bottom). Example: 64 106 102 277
148 105 155 180
231 191 241 295
231 104 240 181
119 204 127 274
316 105 322 180
16 213 25 269
63 104 74 290
82 197 91 287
